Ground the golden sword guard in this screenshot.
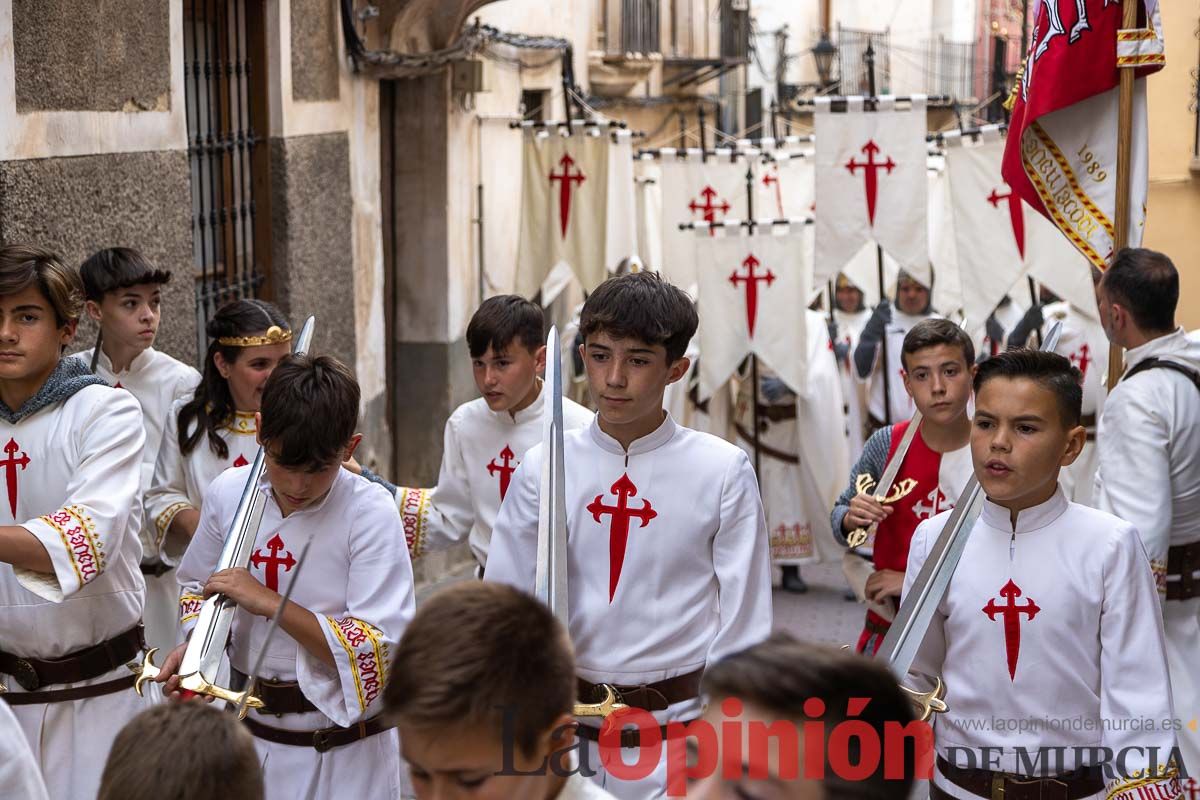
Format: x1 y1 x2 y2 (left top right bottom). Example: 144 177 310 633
572 684 629 718
846 475 920 548
129 649 265 720
900 676 948 722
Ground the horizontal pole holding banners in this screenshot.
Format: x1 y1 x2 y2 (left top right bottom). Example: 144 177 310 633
793 94 954 110
637 146 756 161
509 119 627 130
929 123 1009 144
677 217 814 231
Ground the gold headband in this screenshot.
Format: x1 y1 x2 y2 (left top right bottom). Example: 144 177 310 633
217 325 293 348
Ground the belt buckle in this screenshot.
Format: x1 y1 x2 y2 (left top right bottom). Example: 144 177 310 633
313 729 332 753
990 774 1005 800
12 659 39 692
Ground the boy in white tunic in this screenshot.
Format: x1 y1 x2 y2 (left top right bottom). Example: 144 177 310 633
904 350 1183 800
388 581 616 800
73 247 200 655
0 244 152 800
1094 249 1200 784
145 299 292 567
159 354 415 800
358 294 592 569
486 272 774 800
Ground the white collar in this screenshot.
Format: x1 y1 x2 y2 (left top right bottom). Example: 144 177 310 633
588 411 677 457
1123 327 1189 372
491 381 545 426
96 345 154 377
981 485 1069 533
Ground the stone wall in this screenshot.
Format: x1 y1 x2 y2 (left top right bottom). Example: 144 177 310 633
12 0 171 113
0 150 198 364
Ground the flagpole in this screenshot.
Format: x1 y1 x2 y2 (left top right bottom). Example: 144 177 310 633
865 39 894 426
744 152 763 484
1108 0 1138 390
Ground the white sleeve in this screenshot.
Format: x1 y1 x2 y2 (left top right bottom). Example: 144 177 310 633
1099 526 1185 798
392 417 474 560
707 450 774 663
144 404 197 566
0 702 48 800
16 390 145 602
1094 387 1171 602
297 490 416 727
900 519 947 691
174 471 232 638
482 449 541 592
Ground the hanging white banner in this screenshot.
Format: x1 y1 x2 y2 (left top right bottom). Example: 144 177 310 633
814 95 930 287
658 157 748 294
695 228 811 400
517 130 609 298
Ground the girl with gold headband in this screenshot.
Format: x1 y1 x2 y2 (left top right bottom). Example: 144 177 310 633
144 299 291 647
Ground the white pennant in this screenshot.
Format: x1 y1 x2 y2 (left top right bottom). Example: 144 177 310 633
696 230 811 400
658 158 748 294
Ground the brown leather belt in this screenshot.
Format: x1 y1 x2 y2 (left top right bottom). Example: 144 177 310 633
0 624 144 691
231 669 319 716
935 755 1104 800
756 403 797 422
140 560 174 578
2 673 137 705
733 423 800 464
577 668 703 713
1167 539 1200 601
575 719 695 749
242 715 391 752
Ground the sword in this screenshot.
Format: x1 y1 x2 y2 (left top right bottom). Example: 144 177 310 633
534 327 627 720
876 322 1063 721
845 415 923 549
132 316 317 715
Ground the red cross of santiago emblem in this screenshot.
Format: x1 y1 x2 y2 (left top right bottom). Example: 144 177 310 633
689 185 731 236
845 139 895 226
586 474 657 602
250 533 296 592
487 445 517 500
982 579 1040 680
232 454 249 468
987 185 1026 259
729 254 776 338
1 438 30 516
549 153 586 239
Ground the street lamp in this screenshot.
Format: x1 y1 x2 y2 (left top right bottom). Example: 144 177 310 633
812 32 837 89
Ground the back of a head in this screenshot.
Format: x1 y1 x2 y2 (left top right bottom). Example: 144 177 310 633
702 631 918 799
466 294 544 358
580 272 698 363
0 243 83 327
385 581 575 756
1103 247 1178 332
901 318 974 369
259 354 360 469
78 247 171 302
98 703 263 800
973 349 1083 428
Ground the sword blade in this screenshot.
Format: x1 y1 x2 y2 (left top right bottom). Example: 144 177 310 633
877 321 1062 681
180 316 317 682
535 326 570 627
875 409 924 499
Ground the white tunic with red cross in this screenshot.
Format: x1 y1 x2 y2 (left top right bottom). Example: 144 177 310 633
176 466 415 800
904 487 1183 800
0 381 152 800
395 386 592 567
486 414 774 797
144 400 262 565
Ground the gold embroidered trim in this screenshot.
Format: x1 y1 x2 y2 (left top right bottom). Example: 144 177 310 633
155 502 193 548
327 616 389 711
179 593 205 625
398 487 431 560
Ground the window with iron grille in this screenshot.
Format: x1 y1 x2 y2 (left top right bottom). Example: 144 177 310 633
926 36 976 104
836 26 891 96
183 0 270 356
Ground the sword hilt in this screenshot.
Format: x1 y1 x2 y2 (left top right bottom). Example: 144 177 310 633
129 648 264 719
573 684 629 718
900 676 948 722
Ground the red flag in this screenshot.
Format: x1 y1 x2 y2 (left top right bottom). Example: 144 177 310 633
1001 0 1164 270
